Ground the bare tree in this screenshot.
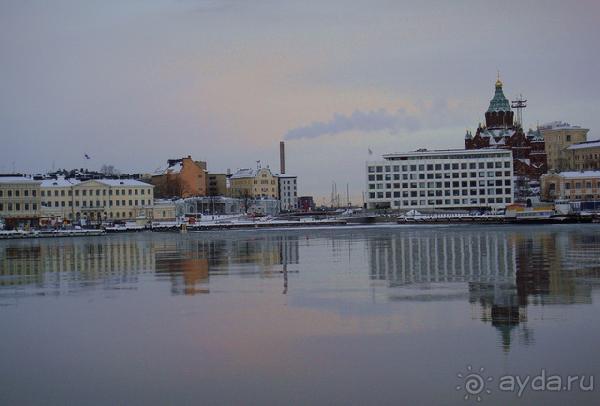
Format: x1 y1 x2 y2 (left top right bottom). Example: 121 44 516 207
100 164 120 176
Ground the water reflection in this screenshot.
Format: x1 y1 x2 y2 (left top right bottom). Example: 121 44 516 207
2 227 600 352
367 227 600 351
0 234 300 301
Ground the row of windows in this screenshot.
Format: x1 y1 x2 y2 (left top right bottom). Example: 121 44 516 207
385 153 511 160
58 211 137 220
368 171 511 181
384 197 512 206
565 181 600 190
41 199 149 208
40 188 149 197
0 203 38 212
368 161 511 173
369 180 512 189
369 188 512 199
0 189 37 198
574 153 600 161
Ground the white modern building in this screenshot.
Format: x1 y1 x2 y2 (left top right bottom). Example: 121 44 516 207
278 175 298 211
366 149 513 210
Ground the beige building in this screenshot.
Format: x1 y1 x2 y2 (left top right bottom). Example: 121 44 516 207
541 171 600 201
206 173 229 196
541 121 589 172
230 167 279 199
40 177 154 223
566 140 600 171
150 200 177 221
0 176 42 228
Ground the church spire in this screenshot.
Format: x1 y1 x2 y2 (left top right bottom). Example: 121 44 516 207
495 70 503 88
485 74 514 128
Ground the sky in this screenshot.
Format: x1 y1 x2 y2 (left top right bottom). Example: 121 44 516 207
1 0 599 204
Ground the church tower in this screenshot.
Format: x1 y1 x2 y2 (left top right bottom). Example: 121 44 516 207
484 76 514 129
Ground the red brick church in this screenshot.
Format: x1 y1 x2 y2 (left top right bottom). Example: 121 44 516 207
465 78 547 181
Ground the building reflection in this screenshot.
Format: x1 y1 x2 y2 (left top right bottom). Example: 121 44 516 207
367 228 600 351
0 237 155 294
0 234 300 300
153 234 299 295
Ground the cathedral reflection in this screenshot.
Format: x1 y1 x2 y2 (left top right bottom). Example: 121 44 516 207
367 228 600 351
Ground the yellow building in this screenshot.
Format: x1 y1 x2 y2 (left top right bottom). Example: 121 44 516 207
40 177 154 223
566 140 600 171
230 167 279 199
0 176 42 229
150 200 177 221
541 171 600 201
540 121 589 172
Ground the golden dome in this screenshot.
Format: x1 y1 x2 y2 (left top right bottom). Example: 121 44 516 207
495 78 503 87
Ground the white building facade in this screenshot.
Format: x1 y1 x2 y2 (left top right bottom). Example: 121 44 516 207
366 149 513 210
278 175 298 211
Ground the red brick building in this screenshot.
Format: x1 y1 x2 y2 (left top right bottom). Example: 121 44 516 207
465 79 547 181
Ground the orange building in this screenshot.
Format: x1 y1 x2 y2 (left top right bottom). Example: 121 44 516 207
152 156 207 198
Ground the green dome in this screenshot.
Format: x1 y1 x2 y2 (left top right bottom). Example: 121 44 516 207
487 81 511 113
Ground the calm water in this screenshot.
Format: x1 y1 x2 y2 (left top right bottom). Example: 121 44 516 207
1 225 600 405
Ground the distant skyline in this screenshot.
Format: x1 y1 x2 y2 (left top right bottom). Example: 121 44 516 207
1 0 599 203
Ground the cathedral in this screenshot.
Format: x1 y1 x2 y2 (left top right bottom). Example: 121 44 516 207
465 78 547 180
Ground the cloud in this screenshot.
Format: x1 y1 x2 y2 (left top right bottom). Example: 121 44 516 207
284 108 421 140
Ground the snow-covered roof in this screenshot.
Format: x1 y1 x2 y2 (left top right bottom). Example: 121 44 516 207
488 136 506 146
567 140 600 150
481 128 515 138
230 168 257 179
278 174 297 178
153 161 183 176
539 121 587 131
558 171 600 179
40 177 80 187
93 179 152 187
0 176 40 184
167 162 182 174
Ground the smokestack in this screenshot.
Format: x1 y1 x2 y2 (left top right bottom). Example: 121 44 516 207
280 141 286 174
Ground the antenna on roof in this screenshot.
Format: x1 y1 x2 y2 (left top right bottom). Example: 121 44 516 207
511 94 527 128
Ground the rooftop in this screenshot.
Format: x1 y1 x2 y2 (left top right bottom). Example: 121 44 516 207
40 177 81 187
567 140 600 150
0 176 40 184
381 148 512 159
539 121 588 131
94 179 152 187
557 171 600 179
230 168 257 179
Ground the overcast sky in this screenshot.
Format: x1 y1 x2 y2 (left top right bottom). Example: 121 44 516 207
1 0 599 203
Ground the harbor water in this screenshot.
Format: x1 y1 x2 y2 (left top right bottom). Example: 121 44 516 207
1 224 599 405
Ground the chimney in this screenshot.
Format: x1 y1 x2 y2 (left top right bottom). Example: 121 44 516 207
279 141 286 174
